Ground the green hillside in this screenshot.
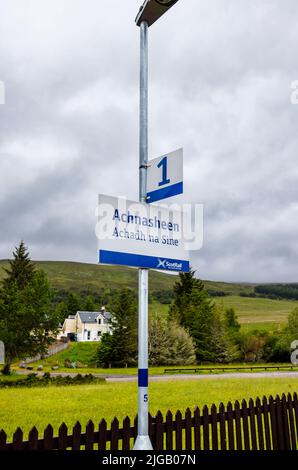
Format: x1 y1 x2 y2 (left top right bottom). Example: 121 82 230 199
0 260 296 328
0 260 253 294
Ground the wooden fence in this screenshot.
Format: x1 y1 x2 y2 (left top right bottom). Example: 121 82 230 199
0 393 297 451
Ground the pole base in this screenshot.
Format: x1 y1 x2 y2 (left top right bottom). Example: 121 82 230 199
133 435 153 451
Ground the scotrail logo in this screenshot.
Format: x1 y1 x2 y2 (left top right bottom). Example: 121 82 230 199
157 258 166 269
156 258 183 271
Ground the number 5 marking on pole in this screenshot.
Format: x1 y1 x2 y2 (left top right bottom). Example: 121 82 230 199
158 156 170 187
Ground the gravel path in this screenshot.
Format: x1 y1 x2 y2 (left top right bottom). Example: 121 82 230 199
15 370 298 382
106 371 298 382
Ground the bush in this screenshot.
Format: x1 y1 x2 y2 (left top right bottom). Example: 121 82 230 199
0 373 105 388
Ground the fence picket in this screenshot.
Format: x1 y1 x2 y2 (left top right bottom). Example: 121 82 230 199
269 395 278 450
293 393 298 437
234 401 242 450
249 399 257 450
287 393 296 450
0 430 7 451
241 400 250 450
28 426 39 451
227 402 234 450
58 423 68 450
85 420 95 451
210 404 218 450
155 411 164 451
219 403 226 451
165 411 173 451
255 397 264 451
98 419 107 451
281 394 291 450
193 407 201 451
185 408 192 451
110 418 119 451
275 395 284 450
43 424 54 450
12 428 23 451
72 421 81 450
122 416 131 451
202 405 209 450
175 410 183 451
262 396 271 450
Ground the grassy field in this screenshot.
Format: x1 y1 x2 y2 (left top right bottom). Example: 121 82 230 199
0 260 254 295
1 376 297 439
214 295 297 327
1 259 296 329
0 260 177 292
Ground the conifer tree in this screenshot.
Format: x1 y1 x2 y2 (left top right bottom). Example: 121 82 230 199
97 289 137 368
0 244 59 374
2 241 35 290
169 269 232 362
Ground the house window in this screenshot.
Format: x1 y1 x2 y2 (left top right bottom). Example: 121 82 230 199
87 331 91 340
97 331 101 337
98 318 101 325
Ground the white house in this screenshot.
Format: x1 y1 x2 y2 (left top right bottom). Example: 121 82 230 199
59 307 113 342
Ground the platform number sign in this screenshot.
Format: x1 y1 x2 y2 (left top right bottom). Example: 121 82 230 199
146 148 183 204
158 156 171 187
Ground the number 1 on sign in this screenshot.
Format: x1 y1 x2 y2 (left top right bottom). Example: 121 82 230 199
158 156 170 187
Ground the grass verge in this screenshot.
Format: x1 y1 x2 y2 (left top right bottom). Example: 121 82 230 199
0 376 297 440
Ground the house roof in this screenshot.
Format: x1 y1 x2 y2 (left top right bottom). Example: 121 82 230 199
77 311 112 324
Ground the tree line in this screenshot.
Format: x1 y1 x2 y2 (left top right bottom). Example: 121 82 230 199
1 242 298 372
96 269 298 367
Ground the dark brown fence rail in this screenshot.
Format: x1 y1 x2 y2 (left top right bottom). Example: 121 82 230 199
0 393 297 451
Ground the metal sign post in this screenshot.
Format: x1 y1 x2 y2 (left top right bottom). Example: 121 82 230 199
133 20 153 451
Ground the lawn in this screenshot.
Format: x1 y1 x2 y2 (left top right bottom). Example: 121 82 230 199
214 295 297 327
0 376 297 440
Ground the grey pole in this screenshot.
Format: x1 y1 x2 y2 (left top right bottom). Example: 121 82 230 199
133 20 153 451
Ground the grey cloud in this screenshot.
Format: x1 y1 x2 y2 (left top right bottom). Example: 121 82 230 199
1 0 298 281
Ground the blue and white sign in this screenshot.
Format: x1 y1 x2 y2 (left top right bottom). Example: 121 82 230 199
146 148 183 203
96 194 189 272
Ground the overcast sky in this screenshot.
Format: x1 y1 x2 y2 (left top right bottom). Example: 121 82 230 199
1 0 298 282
